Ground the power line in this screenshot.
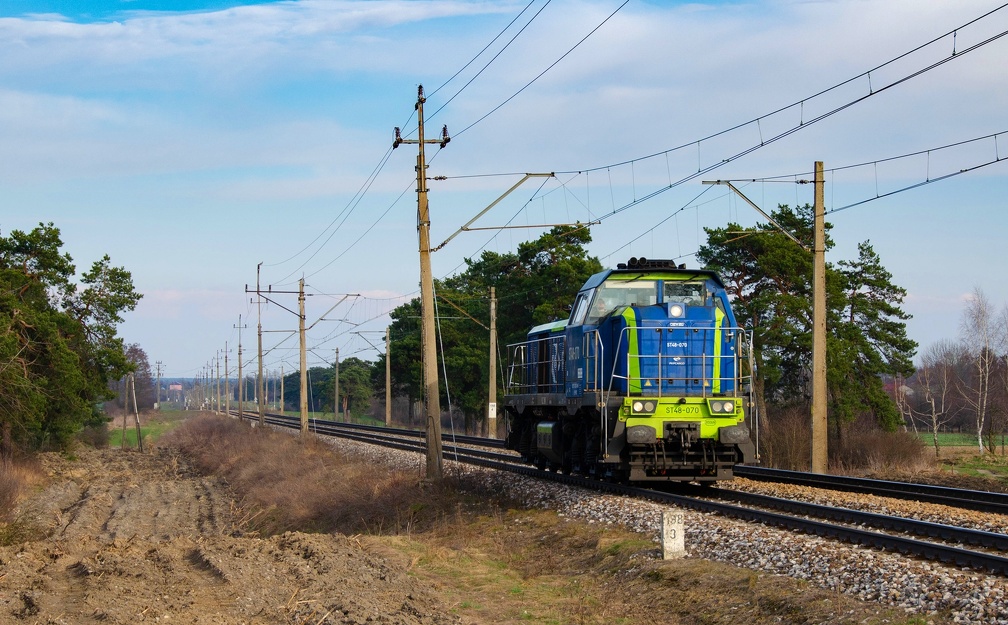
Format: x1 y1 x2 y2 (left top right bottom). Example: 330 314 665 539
539 11 1008 244
606 131 1008 265
429 3 1008 277
827 154 1007 214
271 146 397 285
427 0 542 103
554 2 1008 176
303 177 415 281
681 130 1008 216
726 131 1008 183
453 0 631 138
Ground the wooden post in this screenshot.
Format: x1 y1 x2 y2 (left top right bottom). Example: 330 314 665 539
811 161 828 474
299 279 309 434
488 286 498 438
130 374 144 453
385 327 391 426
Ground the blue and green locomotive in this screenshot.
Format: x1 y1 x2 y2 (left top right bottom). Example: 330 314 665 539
503 257 757 483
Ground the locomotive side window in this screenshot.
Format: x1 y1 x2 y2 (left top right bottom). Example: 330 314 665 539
569 293 589 325
714 294 728 316
664 281 706 306
586 288 613 323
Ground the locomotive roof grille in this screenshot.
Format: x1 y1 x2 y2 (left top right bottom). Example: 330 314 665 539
616 257 684 270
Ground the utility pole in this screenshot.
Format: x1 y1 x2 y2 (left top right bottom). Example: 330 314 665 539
811 161 828 474
392 84 450 481
250 283 309 424
256 263 265 426
236 315 247 418
488 286 498 438
155 361 163 410
246 266 267 426
385 327 391 426
299 278 309 434
225 342 231 417
216 351 222 415
334 347 340 420
703 168 828 472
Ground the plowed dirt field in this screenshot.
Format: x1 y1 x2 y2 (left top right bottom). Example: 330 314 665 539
0 447 460 625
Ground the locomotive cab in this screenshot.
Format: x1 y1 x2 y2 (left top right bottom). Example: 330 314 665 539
504 258 757 483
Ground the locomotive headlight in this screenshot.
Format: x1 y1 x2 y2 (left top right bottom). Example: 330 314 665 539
669 304 685 318
708 400 736 414
631 400 656 415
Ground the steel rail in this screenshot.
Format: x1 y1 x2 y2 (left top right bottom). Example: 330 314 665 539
734 465 1008 516
709 488 1008 551
442 430 1008 515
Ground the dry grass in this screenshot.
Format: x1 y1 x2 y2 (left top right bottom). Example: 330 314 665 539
0 455 44 522
158 414 462 536
761 406 932 475
831 424 931 475
374 509 928 625
155 414 934 625
0 454 46 545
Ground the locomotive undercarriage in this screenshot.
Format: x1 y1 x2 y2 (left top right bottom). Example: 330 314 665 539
507 407 610 479
505 403 743 483
626 440 740 482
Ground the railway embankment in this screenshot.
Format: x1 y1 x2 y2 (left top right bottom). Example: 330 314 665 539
0 413 989 624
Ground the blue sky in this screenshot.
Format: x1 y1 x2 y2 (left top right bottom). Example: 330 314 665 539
2 0 1007 379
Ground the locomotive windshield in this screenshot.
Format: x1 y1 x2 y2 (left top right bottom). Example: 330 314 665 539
664 281 707 306
586 280 658 323
580 278 711 324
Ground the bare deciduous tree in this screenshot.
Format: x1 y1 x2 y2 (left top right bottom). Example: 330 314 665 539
912 340 964 458
960 287 996 453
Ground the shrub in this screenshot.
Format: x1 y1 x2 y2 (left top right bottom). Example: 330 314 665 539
831 418 930 474
758 403 811 471
759 406 930 474
78 423 110 448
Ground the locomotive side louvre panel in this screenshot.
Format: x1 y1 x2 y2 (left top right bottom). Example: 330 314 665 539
505 320 566 397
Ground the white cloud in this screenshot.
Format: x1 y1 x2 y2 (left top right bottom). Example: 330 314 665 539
4 0 1008 373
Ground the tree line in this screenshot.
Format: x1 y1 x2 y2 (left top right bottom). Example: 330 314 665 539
379 208 920 465
9 212 976 463
0 223 141 457
697 204 918 465
902 287 1008 455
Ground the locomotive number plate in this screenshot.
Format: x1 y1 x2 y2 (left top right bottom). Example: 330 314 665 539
661 405 701 415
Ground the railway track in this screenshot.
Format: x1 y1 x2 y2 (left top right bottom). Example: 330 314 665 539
734 465 1008 516
231 410 1008 576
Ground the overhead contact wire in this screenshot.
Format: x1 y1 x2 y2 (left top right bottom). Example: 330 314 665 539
453 0 631 138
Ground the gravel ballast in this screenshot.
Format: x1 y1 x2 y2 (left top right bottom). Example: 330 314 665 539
327 435 1008 625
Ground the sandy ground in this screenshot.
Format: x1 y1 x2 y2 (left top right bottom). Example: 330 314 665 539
0 447 462 625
